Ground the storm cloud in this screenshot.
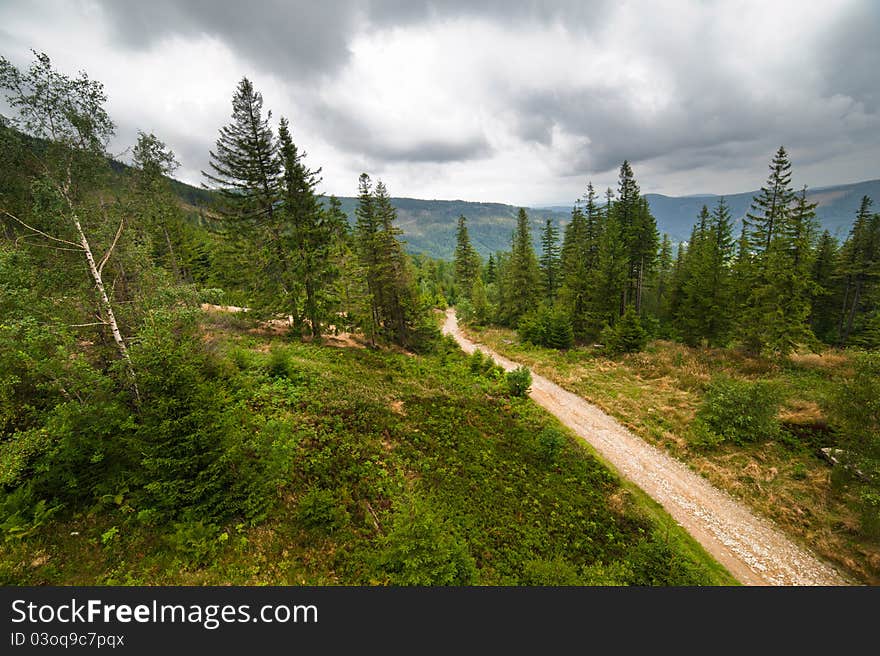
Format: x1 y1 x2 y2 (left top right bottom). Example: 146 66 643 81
2 1 878 204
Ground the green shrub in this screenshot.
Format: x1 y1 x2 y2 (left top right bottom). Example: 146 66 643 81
469 349 486 374
625 533 710 586
163 519 228 567
518 310 547 346
0 487 61 541
506 366 532 397
537 427 566 465
690 375 781 447
378 494 476 585
545 309 574 350
267 347 294 378
521 557 582 585
469 349 502 379
518 306 573 350
827 351 880 537
601 307 648 354
295 487 350 533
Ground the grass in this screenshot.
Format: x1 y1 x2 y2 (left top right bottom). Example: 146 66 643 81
463 324 878 584
0 320 735 586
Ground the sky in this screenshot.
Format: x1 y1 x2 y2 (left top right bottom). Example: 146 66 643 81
1 0 879 206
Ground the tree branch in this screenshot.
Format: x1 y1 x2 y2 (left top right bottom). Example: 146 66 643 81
98 202 124 275
1 208 83 248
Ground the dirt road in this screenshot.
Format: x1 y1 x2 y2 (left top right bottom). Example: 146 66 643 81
442 309 848 586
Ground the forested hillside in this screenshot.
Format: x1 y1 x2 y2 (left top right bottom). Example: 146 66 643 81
0 52 730 586
164 178 880 260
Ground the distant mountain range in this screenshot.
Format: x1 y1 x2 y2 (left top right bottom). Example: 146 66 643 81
169 174 880 261
326 179 880 260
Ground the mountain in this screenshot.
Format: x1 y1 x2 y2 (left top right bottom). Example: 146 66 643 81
643 178 880 244
169 175 880 260
330 196 570 260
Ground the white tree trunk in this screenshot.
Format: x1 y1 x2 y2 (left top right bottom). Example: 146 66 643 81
72 212 140 403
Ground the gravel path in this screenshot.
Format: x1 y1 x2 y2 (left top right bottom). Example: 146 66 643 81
443 309 849 586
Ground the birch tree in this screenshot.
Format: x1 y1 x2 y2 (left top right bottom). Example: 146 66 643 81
0 51 139 400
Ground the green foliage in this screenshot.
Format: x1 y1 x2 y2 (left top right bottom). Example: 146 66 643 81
267 346 296 379
601 307 648 354
505 365 532 397
163 520 228 567
454 215 481 301
521 557 582 585
536 427 566 466
497 208 541 326
827 352 880 537
378 493 477 586
518 306 574 349
295 487 351 533
0 487 61 541
690 376 781 447
625 533 711 586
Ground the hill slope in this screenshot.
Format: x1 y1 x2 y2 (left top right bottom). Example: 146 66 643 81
169 174 880 260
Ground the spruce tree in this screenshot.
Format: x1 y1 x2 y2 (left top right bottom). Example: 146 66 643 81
810 230 839 343
676 199 734 346
498 208 541 326
202 77 280 227
736 147 814 354
539 218 561 304
277 117 341 339
591 202 627 335
745 146 796 260
485 254 497 284
646 232 673 326
837 196 880 346
354 178 423 347
354 173 383 343
454 214 480 301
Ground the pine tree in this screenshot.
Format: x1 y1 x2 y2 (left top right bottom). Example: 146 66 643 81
202 77 280 228
676 199 734 346
837 196 880 346
498 208 541 326
277 117 341 339
736 147 814 355
745 146 796 260
810 230 839 343
354 173 383 343
591 202 627 335
354 177 423 347
646 232 673 325
539 218 561 304
454 214 480 301
610 162 657 314
485 254 497 284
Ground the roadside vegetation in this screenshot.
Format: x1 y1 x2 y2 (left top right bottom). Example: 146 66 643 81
0 312 734 585
461 324 880 584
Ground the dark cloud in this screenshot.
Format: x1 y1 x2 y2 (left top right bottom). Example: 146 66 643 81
97 0 361 80
96 0 612 80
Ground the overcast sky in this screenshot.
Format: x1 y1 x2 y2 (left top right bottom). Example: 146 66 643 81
2 0 878 205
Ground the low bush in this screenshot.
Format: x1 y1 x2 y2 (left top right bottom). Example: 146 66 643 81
537 427 566 466
601 307 648 354
378 494 476 585
505 366 532 397
295 487 351 533
689 375 781 447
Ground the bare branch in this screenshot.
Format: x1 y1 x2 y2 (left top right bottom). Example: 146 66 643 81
98 203 124 275
1 208 83 248
16 238 83 252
